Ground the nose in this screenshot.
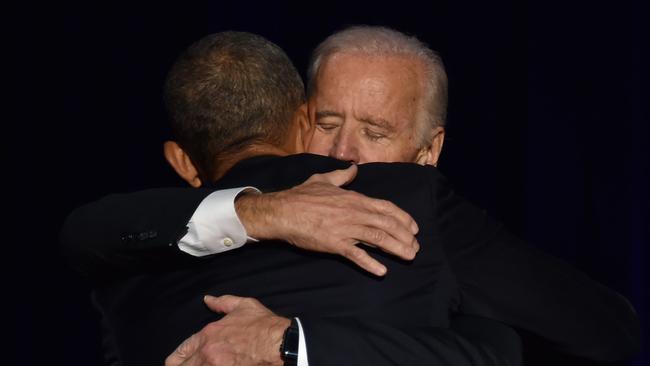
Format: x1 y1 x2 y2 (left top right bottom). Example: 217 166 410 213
329 127 359 164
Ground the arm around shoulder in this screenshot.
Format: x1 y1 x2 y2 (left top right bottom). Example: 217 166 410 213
60 187 213 281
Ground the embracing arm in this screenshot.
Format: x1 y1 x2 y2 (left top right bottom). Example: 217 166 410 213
165 295 521 366
428 168 640 361
60 187 214 280
60 167 420 280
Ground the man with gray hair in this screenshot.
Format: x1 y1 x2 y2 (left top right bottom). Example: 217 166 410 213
165 26 638 365
64 29 526 366
63 26 639 366
306 25 448 165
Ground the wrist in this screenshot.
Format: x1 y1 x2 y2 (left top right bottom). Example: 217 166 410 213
235 191 285 241
235 192 267 239
266 316 292 366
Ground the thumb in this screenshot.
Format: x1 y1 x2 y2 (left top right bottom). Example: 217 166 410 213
203 294 245 314
310 164 358 187
165 332 201 366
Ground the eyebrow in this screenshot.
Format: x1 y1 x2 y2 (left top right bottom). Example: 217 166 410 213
315 110 344 120
358 116 395 132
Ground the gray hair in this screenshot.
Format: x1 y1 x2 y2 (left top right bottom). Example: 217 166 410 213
307 26 448 146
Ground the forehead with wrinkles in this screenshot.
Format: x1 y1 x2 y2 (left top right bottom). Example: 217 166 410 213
313 53 425 131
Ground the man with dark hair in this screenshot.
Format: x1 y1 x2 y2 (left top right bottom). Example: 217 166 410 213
64 31 524 366
163 32 305 182
62 28 639 366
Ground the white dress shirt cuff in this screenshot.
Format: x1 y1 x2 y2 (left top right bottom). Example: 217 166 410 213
295 318 309 366
178 187 260 256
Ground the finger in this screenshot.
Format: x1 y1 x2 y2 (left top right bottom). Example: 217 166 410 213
360 236 420 261
343 245 388 276
175 352 207 366
204 294 246 314
348 224 418 260
165 333 201 366
344 209 419 256
366 197 419 235
177 344 234 366
307 165 358 186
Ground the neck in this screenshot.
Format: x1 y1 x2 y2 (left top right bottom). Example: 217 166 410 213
211 143 295 181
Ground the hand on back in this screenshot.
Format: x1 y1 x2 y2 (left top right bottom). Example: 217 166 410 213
236 165 420 276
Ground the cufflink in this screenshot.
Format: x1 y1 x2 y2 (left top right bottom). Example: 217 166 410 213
223 237 234 247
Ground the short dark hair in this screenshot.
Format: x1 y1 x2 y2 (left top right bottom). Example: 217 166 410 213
164 31 305 181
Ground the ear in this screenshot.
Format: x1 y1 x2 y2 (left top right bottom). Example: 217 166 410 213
415 127 445 166
295 102 314 151
163 141 202 187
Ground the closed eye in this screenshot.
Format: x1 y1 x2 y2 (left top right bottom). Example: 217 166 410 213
363 128 386 141
316 122 339 132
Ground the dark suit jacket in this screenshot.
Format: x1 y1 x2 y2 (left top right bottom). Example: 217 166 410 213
62 154 639 365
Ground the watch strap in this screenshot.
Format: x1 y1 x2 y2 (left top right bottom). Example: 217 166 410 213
280 317 299 366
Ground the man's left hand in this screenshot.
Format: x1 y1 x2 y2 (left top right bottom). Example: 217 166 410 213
165 295 291 366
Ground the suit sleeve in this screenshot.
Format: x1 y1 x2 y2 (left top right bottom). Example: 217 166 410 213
299 315 522 366
60 188 213 281
427 169 640 362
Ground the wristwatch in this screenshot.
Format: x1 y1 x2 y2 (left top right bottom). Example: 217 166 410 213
280 318 299 366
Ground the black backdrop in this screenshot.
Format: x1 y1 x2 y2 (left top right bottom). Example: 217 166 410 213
11 1 647 365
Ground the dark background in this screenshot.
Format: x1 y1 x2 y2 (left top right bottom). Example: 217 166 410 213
11 1 647 365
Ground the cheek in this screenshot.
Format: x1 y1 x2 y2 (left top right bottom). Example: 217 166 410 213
356 144 389 163
378 140 420 163
393 144 421 162
306 131 333 155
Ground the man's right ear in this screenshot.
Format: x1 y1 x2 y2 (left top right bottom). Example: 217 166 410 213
163 141 202 187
